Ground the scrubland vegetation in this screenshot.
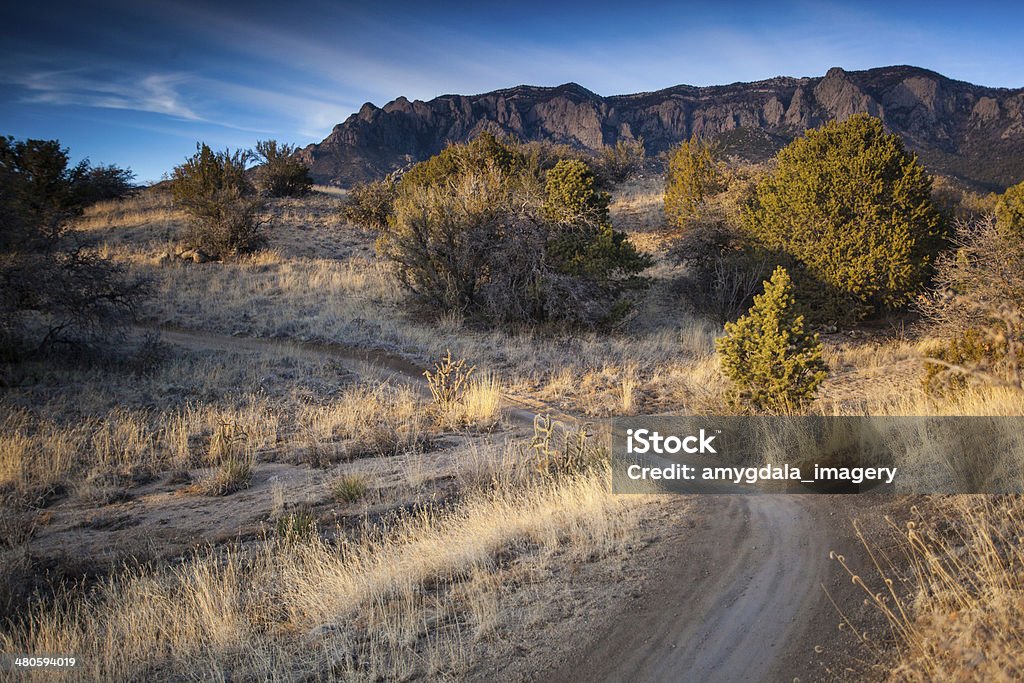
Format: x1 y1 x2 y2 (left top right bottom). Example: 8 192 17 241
2 122 1023 680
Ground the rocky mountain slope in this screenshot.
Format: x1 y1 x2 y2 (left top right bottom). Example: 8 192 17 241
300 66 1024 191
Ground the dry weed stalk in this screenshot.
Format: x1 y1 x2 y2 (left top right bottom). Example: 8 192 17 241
832 498 1024 681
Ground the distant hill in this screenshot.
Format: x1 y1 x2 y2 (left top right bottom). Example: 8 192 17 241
299 66 1024 192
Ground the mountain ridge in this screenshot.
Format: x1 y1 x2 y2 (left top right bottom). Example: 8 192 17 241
299 65 1024 191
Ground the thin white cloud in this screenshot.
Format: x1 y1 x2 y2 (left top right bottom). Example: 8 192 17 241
14 69 201 120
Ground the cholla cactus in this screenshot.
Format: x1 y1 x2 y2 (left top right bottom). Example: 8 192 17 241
424 350 475 413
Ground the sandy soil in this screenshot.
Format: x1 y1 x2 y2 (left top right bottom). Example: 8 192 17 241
468 493 894 683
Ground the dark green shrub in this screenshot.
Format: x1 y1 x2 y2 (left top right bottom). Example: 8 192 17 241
544 158 610 224
377 138 650 327
743 114 944 324
544 159 651 291
171 143 266 257
996 179 1024 239
252 140 313 197
344 173 398 230
664 138 723 228
399 131 519 192
716 267 828 412
1 137 78 247
0 136 145 352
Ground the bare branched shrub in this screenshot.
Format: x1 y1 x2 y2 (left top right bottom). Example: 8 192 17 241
671 219 770 323
1 249 147 352
920 216 1024 392
380 164 541 318
594 138 646 185
208 421 248 464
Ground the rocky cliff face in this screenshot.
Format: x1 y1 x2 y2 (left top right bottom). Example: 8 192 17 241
300 66 1024 191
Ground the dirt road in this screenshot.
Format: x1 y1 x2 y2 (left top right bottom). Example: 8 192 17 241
550 495 842 683
147 325 848 683
149 325 552 428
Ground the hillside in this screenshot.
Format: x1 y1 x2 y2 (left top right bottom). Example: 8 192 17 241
300 65 1024 191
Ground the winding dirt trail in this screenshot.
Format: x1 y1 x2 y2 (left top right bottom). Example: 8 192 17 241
149 325 549 428
551 495 842 682
146 325 842 682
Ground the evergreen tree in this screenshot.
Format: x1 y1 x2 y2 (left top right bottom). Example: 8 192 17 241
253 140 313 197
996 179 1024 239
716 266 828 411
544 158 610 224
0 135 144 352
664 137 722 228
743 114 943 322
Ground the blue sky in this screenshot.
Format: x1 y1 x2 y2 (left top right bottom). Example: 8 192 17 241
2 0 1022 183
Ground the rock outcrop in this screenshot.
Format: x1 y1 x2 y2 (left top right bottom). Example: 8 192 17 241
299 65 1024 191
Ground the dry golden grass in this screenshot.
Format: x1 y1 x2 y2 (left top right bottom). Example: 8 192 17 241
197 452 254 496
311 184 348 198
295 383 429 464
329 472 368 503
0 392 279 506
439 373 503 429
608 175 666 235
1 465 637 681
15 184 1024 683
74 189 723 419
835 496 1024 681
0 338 496 508
77 192 185 233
